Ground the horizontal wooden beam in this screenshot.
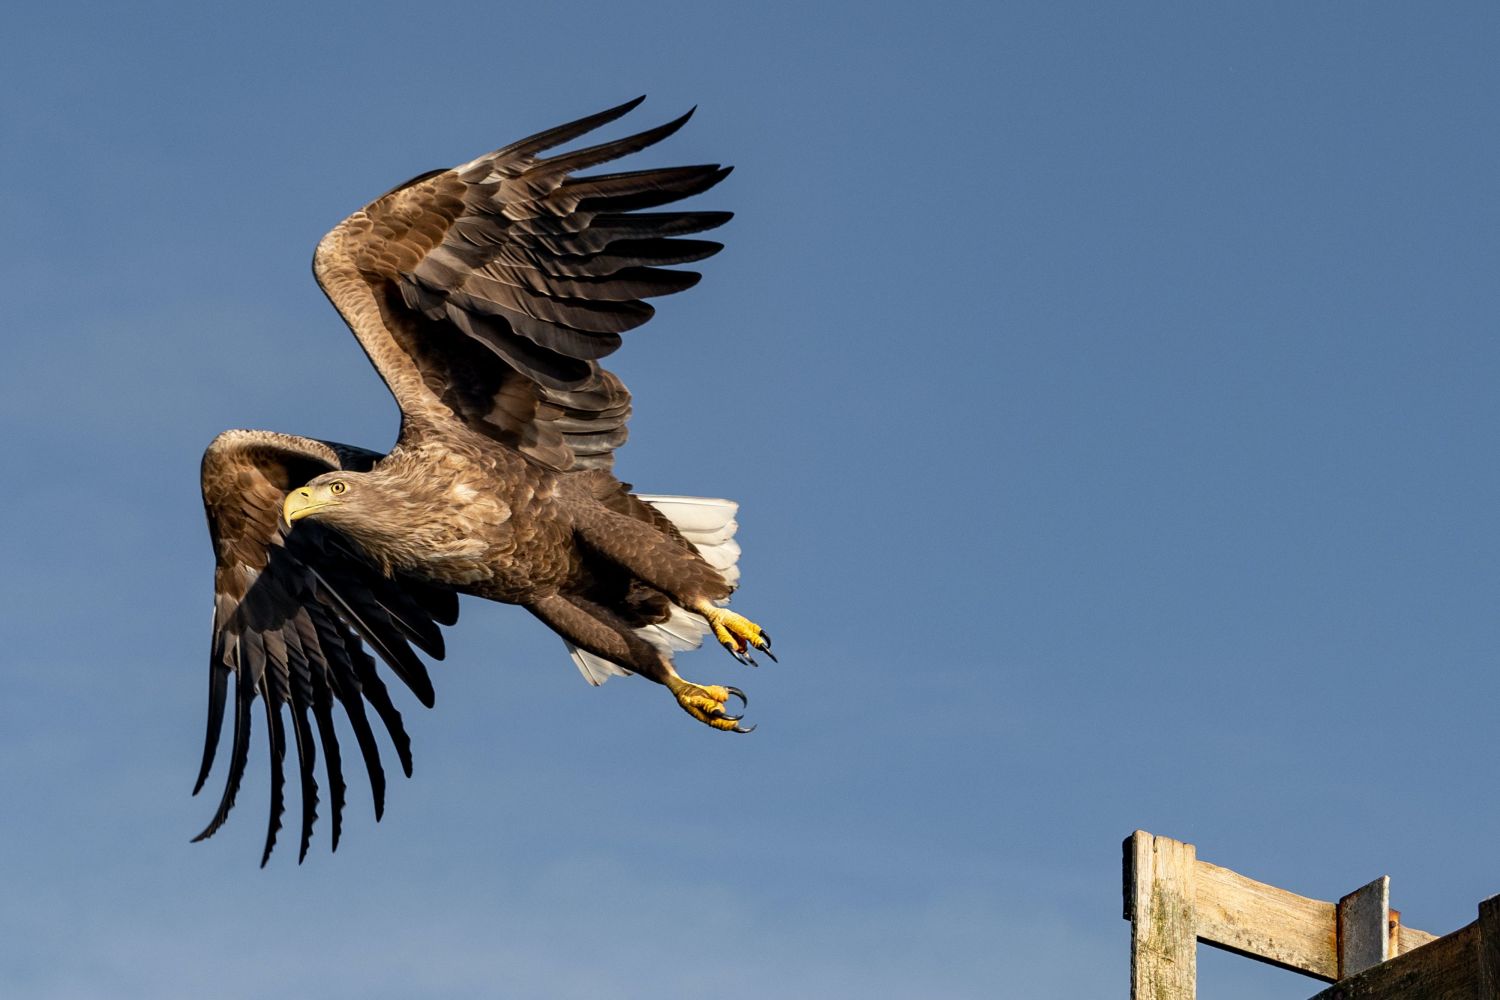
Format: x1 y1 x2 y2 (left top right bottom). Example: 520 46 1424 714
1401 923 1442 954
1193 856 1338 980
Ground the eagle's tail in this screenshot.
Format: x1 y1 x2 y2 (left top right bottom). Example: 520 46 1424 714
566 495 741 686
634 494 742 591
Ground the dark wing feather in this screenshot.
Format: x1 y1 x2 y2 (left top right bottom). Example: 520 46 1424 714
195 429 459 864
321 97 730 472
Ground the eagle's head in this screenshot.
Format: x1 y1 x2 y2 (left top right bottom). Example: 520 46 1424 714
282 471 384 531
282 470 434 576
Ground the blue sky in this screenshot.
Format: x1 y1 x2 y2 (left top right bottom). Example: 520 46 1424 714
3 2 1498 997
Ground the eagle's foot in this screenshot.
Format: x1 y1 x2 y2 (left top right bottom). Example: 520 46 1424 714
696 604 776 666
667 676 754 733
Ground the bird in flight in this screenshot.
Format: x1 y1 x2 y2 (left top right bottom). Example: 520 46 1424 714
194 98 773 865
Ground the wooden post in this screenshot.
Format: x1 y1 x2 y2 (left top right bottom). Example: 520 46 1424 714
1478 895 1500 999
1125 831 1198 999
1338 876 1391 977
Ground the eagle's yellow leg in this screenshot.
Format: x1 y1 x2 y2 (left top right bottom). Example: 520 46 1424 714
693 600 776 666
666 675 753 733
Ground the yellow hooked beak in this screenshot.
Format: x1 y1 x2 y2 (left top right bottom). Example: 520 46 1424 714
283 486 335 525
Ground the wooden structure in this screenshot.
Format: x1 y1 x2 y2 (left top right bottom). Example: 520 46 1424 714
1123 830 1500 998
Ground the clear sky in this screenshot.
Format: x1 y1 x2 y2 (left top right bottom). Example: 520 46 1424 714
3 2 1498 997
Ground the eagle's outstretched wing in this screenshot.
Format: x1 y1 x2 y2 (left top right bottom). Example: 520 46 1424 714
196 430 459 865
315 97 730 471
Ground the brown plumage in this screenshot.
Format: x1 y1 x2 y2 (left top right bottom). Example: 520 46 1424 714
195 99 773 865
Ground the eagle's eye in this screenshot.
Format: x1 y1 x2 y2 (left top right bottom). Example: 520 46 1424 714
329 480 347 496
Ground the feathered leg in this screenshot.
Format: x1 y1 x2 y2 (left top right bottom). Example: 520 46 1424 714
572 507 731 605
527 593 752 733
572 506 774 663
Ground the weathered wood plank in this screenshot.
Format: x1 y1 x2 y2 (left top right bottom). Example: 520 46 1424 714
1339 877 1391 977
1400 923 1442 955
1193 857 1338 981
1126 831 1198 1000
1306 921 1480 1000
1477 895 1500 999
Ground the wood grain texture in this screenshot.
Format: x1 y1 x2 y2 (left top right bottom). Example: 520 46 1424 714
1126 831 1198 1000
1402 924 1444 953
1193 857 1338 981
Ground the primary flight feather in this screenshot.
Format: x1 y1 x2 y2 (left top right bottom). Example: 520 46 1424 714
195 98 774 865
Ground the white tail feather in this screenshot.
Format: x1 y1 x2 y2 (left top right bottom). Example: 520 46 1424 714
636 495 739 538
566 494 743 685
638 494 741 589
567 643 633 687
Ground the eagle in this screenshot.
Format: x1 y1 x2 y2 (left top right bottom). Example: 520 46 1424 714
193 98 773 865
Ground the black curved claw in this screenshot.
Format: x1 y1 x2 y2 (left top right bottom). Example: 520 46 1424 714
721 686 748 722
732 722 757 734
760 631 778 663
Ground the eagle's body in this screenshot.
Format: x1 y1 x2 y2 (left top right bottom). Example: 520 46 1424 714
325 429 576 596
194 99 772 865
313 427 731 608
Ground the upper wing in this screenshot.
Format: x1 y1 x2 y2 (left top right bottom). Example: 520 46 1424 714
196 429 459 865
316 97 730 472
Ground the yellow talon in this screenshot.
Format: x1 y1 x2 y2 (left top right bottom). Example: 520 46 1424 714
711 620 740 651
666 676 753 733
695 603 775 663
